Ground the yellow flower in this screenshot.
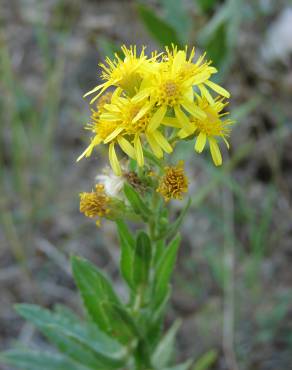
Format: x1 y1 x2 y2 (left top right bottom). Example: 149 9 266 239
84 45 156 103
98 94 173 175
178 96 234 166
136 46 230 133
79 184 110 226
157 161 188 202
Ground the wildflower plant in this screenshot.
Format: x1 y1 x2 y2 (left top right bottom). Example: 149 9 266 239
1 45 234 370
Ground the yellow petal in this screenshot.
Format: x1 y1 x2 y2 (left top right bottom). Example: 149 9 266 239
117 136 136 159
147 105 167 131
134 134 144 166
204 80 230 98
104 127 123 143
209 137 222 166
77 136 101 161
182 101 206 120
83 82 107 98
198 84 214 105
174 106 191 132
152 130 173 153
132 102 153 123
195 132 207 153
161 116 181 128
146 132 163 158
131 88 151 103
172 50 185 75
109 143 122 175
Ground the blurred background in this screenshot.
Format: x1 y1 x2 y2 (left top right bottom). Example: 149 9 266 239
1 0 292 369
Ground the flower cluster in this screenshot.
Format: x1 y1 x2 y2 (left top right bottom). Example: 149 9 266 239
79 45 233 175
79 45 234 175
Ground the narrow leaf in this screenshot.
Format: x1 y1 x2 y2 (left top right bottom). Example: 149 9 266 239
0 350 88 370
116 219 135 288
133 231 152 287
101 302 140 344
137 4 182 47
193 349 217 370
154 235 181 307
160 198 191 240
152 320 181 368
124 183 150 221
71 256 120 333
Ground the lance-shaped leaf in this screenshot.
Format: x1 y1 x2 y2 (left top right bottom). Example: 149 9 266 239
101 302 141 345
15 304 126 369
123 183 151 221
0 350 89 370
116 219 135 288
162 359 193 370
71 256 121 333
137 4 182 47
153 235 181 308
159 198 191 240
133 231 152 288
152 320 181 368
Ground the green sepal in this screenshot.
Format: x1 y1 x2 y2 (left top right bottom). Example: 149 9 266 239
123 183 151 221
133 231 152 288
71 256 120 333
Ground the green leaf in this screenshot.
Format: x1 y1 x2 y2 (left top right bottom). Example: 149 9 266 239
153 235 181 307
196 0 218 13
136 4 182 47
101 302 140 344
15 304 126 369
116 219 135 288
0 350 88 370
193 349 218 370
71 256 120 333
152 320 181 368
163 359 193 370
205 22 228 68
124 183 151 221
133 231 152 287
159 198 191 240
158 0 191 42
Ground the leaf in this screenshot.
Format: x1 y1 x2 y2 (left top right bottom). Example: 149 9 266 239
196 0 218 13
158 0 191 42
205 22 228 68
193 349 218 370
152 320 181 368
159 198 191 240
15 304 126 369
153 235 181 307
71 256 120 333
163 359 193 370
136 4 182 47
116 219 135 288
0 350 88 370
133 231 152 288
124 183 151 221
101 302 140 344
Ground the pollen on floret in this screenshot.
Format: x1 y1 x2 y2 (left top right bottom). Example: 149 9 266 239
79 184 110 226
157 161 188 202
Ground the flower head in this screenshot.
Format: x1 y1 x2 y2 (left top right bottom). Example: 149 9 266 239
84 45 156 102
157 161 188 202
79 184 110 226
178 96 234 166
